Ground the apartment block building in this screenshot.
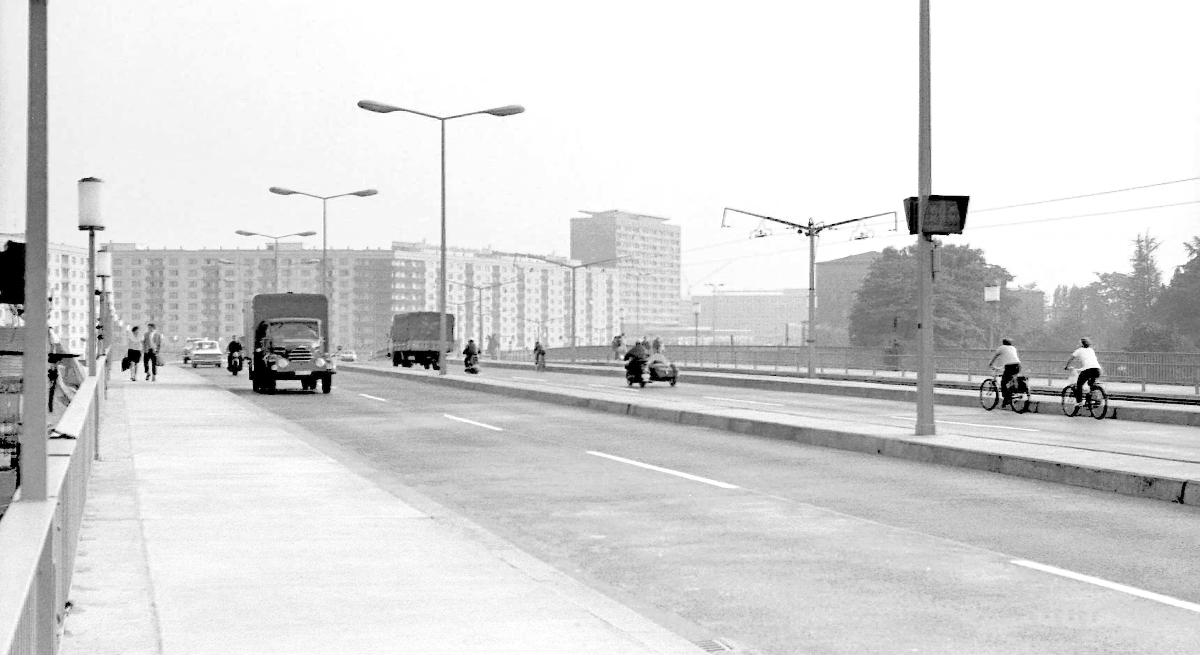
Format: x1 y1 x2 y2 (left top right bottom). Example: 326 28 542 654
105 242 393 352
390 242 621 352
569 209 681 336
0 232 94 354
103 241 621 356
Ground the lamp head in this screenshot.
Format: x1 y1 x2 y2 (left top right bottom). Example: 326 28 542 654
357 100 402 113
485 105 525 117
297 231 318 237
269 187 297 196
352 189 378 197
235 230 257 237
78 177 105 230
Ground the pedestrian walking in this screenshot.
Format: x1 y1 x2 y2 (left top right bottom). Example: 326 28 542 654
652 336 662 354
125 326 142 381
142 322 164 381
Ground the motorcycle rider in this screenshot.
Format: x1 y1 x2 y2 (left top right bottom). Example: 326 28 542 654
463 338 480 372
533 340 546 369
226 335 244 372
623 338 650 380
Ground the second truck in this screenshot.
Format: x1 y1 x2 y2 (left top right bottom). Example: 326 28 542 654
389 311 455 370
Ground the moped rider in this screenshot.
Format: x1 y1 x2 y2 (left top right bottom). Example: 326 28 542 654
227 335 244 372
463 339 480 370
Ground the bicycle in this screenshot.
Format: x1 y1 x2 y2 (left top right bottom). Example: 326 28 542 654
534 351 546 372
979 367 1030 413
1060 368 1108 419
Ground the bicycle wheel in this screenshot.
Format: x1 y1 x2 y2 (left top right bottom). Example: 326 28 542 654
979 379 999 411
1088 386 1108 420
1010 392 1030 414
1060 386 1079 417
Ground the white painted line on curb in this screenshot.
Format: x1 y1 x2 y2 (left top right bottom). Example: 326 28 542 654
705 396 785 407
443 414 504 431
358 393 388 402
889 416 1040 432
587 451 740 489
1011 559 1200 614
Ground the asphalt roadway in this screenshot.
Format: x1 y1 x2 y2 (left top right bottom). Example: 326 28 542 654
203 365 1200 654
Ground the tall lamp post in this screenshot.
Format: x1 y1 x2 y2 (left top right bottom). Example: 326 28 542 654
358 99 524 375
234 229 316 292
692 301 701 345
267 186 378 301
78 177 104 376
705 282 724 346
451 277 522 354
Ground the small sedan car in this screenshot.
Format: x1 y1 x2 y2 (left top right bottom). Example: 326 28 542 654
189 340 223 368
338 349 358 363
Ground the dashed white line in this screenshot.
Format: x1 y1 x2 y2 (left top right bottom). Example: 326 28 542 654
587 451 740 489
889 416 1040 432
511 376 544 383
358 393 388 402
705 396 785 407
1011 559 1200 614
589 383 636 392
443 414 504 431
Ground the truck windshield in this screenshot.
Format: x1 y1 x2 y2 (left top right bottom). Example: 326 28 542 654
267 321 319 341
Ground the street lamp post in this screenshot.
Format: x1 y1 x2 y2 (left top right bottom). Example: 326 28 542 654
78 177 104 376
234 229 317 292
705 283 724 346
358 99 524 375
692 301 701 345
267 188 377 298
916 0 936 435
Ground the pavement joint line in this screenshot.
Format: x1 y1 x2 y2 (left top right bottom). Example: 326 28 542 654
704 396 785 407
1010 559 1200 614
587 450 740 490
888 415 1041 432
358 393 388 402
443 413 504 431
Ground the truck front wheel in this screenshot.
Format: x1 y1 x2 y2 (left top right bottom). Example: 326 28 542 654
321 375 332 394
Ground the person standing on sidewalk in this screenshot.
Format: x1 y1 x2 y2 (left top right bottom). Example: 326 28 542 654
125 326 143 381
1064 337 1103 406
987 337 1021 408
142 322 163 381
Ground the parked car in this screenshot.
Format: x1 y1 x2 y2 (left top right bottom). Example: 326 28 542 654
182 337 205 364
338 349 358 362
189 340 223 368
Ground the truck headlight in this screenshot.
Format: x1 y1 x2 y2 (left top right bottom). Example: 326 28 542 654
314 357 327 368
274 357 290 369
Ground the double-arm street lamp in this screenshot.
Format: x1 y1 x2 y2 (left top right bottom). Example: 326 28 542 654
234 229 317 292
449 276 524 351
513 253 630 363
267 187 378 300
357 99 524 375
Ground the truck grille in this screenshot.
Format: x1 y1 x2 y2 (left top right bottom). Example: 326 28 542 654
271 346 314 362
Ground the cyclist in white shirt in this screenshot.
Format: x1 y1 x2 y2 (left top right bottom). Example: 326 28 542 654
987 338 1021 407
1064 337 1102 405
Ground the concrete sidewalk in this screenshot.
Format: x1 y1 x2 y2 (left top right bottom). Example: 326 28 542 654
60 370 706 655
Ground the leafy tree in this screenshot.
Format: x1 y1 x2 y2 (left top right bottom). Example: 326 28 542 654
848 243 1017 349
1152 235 1200 349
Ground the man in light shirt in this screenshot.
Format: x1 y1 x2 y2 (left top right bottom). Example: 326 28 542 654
1064 337 1103 406
987 337 1021 407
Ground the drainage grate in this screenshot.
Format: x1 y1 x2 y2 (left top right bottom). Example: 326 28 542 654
693 638 733 653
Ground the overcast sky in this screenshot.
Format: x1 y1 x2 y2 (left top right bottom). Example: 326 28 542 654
29 0 1200 295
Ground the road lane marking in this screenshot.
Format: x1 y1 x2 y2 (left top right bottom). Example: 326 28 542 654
443 414 504 431
888 416 1040 432
589 383 636 392
511 376 544 383
1011 559 1200 614
358 393 388 402
586 451 739 489
705 396 785 407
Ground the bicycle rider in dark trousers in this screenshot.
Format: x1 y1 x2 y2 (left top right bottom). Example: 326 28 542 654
1065 337 1103 406
988 337 1021 407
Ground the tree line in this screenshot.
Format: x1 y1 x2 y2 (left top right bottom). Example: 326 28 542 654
847 233 1200 352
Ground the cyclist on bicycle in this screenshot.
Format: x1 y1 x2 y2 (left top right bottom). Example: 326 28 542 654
987 337 1021 407
533 340 546 368
1064 337 1103 406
